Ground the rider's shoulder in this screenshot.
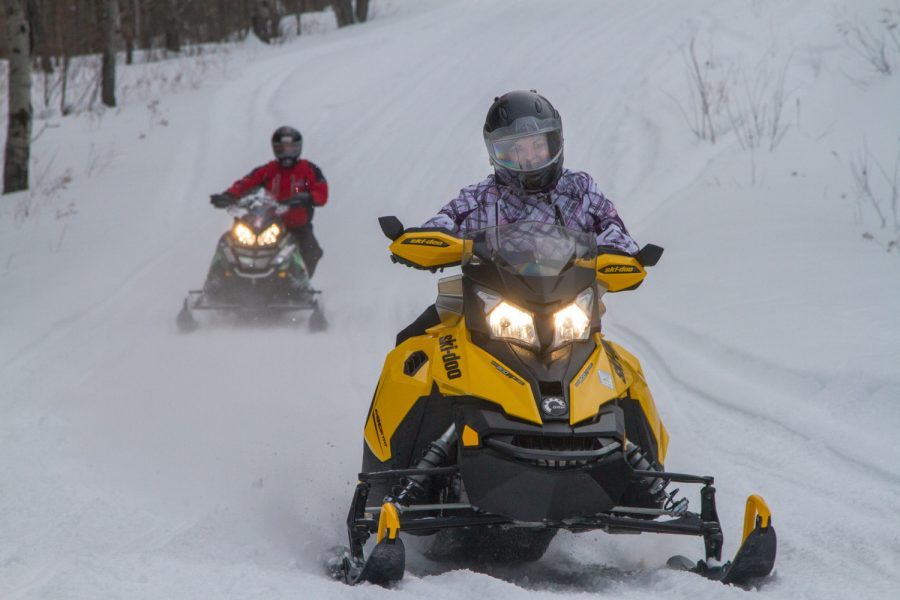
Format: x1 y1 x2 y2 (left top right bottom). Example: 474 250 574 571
558 169 592 185
555 169 602 195
455 174 499 200
256 160 281 174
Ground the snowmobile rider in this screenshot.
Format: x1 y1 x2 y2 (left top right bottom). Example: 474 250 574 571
397 89 639 344
209 125 328 277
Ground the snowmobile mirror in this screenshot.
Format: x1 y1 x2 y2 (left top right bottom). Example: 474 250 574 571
379 216 405 241
636 244 664 267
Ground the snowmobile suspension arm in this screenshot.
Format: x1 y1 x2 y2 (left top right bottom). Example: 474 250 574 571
631 469 714 485
631 469 722 561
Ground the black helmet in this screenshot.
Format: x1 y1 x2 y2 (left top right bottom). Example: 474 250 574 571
271 126 303 167
484 90 563 192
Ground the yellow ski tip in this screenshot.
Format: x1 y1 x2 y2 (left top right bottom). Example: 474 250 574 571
376 502 401 544
742 494 772 544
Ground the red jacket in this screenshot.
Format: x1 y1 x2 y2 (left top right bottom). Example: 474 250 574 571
226 159 328 228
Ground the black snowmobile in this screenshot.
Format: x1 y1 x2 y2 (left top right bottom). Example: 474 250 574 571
329 218 776 587
177 191 326 332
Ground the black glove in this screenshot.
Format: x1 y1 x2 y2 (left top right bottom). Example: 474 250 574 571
210 192 235 208
285 192 313 209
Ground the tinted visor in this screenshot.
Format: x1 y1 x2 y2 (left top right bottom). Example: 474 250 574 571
485 116 562 172
273 141 301 160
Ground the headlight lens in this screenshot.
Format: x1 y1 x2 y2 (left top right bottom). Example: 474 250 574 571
257 223 281 246
551 288 593 349
232 223 256 246
477 289 537 348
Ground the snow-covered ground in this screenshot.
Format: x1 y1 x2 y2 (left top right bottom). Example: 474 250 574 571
2 1 899 598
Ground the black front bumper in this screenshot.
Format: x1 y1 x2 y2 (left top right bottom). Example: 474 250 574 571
455 403 633 522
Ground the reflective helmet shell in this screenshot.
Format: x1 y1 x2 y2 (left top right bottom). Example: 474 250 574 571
271 126 303 167
484 91 564 192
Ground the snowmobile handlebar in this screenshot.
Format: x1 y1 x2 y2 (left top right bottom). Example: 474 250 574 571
378 215 663 291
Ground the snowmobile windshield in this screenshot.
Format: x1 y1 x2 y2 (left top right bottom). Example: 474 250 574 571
230 191 283 220
485 116 563 172
462 222 597 278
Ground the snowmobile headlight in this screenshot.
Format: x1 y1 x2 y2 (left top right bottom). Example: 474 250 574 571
257 223 281 247
477 289 537 348
551 288 593 349
232 223 256 246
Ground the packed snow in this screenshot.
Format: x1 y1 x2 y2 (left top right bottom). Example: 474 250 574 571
2 1 899 599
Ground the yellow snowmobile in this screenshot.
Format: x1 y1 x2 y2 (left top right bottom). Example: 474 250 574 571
332 218 776 587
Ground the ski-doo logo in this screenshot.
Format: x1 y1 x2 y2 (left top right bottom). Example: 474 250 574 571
490 360 525 385
575 362 593 387
540 396 568 417
439 335 462 379
600 265 639 274
402 237 449 247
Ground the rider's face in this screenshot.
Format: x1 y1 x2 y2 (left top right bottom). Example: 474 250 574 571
508 134 551 169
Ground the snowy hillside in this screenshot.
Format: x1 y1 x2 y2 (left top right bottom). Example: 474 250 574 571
2 1 899 599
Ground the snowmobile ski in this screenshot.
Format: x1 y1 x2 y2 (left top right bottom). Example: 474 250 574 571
668 494 776 586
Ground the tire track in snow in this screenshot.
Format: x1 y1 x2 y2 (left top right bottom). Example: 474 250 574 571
602 320 900 588
611 318 900 486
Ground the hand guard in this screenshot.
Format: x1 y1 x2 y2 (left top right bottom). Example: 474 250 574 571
210 193 235 208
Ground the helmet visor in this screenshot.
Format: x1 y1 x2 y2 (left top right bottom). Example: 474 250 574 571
486 116 562 172
273 141 301 160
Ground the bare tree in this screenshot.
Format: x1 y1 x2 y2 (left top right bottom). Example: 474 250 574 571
332 0 354 27
101 0 118 107
355 0 369 23
4 0 34 193
121 0 142 64
252 0 272 42
165 0 181 52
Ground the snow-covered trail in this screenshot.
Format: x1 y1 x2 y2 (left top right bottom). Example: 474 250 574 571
2 1 900 599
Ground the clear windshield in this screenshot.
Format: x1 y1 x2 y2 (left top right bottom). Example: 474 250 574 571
228 190 286 219
462 222 597 277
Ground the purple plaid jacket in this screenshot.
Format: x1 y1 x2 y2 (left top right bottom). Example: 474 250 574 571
422 169 639 254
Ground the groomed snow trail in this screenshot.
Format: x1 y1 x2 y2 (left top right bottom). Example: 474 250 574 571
2 1 899 599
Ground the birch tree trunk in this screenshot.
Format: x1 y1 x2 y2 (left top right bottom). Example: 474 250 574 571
101 0 119 107
4 0 33 194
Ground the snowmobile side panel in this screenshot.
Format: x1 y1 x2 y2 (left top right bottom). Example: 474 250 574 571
364 336 438 462
567 336 667 464
365 318 542 462
430 319 541 425
568 338 633 424
605 339 669 464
